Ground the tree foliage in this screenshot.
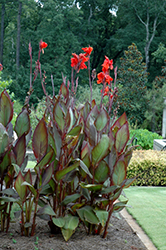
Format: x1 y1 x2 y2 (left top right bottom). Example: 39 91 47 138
1 0 166 133
117 43 148 125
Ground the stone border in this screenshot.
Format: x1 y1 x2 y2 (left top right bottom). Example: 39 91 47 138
120 208 157 250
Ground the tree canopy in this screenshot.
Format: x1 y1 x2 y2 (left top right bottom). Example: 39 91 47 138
1 0 166 131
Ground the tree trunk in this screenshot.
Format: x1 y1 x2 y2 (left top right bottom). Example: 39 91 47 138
133 0 166 71
16 1 22 70
0 4 5 64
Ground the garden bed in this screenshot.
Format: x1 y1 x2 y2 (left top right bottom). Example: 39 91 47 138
0 213 147 250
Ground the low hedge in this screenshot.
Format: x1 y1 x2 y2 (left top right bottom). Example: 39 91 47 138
130 129 162 150
127 150 166 186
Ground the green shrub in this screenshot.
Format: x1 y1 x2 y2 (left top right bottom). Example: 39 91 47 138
128 150 166 186
130 129 162 149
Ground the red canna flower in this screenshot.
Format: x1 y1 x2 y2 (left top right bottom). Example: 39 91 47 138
109 93 113 99
39 40 48 50
97 72 105 84
97 72 113 84
101 86 110 97
71 53 79 67
0 63 3 71
102 56 113 73
82 46 93 56
105 74 113 84
71 53 88 72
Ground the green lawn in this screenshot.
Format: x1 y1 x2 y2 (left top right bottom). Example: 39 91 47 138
26 161 36 169
122 186 166 250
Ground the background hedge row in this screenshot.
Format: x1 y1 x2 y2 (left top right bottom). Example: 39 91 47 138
128 150 166 186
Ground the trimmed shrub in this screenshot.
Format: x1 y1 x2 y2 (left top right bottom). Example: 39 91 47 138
128 150 166 186
130 129 162 149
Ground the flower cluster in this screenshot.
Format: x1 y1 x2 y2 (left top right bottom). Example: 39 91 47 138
97 56 114 98
40 40 48 50
39 40 48 54
71 46 93 72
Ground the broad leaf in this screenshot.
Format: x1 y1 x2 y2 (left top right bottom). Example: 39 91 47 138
0 151 10 175
94 108 108 132
115 122 129 154
61 228 73 241
67 107 76 133
13 134 26 166
101 185 119 195
63 215 79 230
81 187 91 201
24 169 32 185
52 217 65 228
53 215 79 241
53 101 66 131
80 183 103 192
67 125 82 136
81 142 90 159
40 184 53 195
123 177 136 188
52 125 62 159
78 159 93 178
77 206 99 225
35 148 54 173
86 105 99 129
80 153 91 178
60 82 69 100
55 161 80 181
113 200 128 212
88 124 97 146
21 181 37 197
14 110 30 137
37 204 56 216
32 118 48 162
0 90 13 127
111 113 128 134
94 210 108 227
112 160 126 185
92 134 110 166
14 172 27 202
94 161 110 183
61 193 81 206
0 196 18 203
83 101 91 120
41 162 54 187
0 123 9 155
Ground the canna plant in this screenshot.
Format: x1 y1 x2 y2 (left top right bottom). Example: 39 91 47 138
0 41 136 240
29 44 135 240
0 88 32 233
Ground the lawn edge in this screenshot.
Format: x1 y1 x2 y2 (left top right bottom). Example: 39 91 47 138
120 208 158 250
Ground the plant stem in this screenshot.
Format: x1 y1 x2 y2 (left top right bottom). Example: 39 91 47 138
51 74 55 97
103 202 113 238
31 195 38 236
100 82 106 111
6 202 13 233
88 59 92 106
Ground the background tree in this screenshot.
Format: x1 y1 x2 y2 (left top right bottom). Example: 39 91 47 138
144 46 166 132
113 0 166 85
117 43 148 125
131 0 166 71
0 2 5 64
75 0 118 70
16 1 22 70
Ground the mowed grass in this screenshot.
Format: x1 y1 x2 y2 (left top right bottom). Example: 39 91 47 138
122 186 166 250
26 161 36 169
